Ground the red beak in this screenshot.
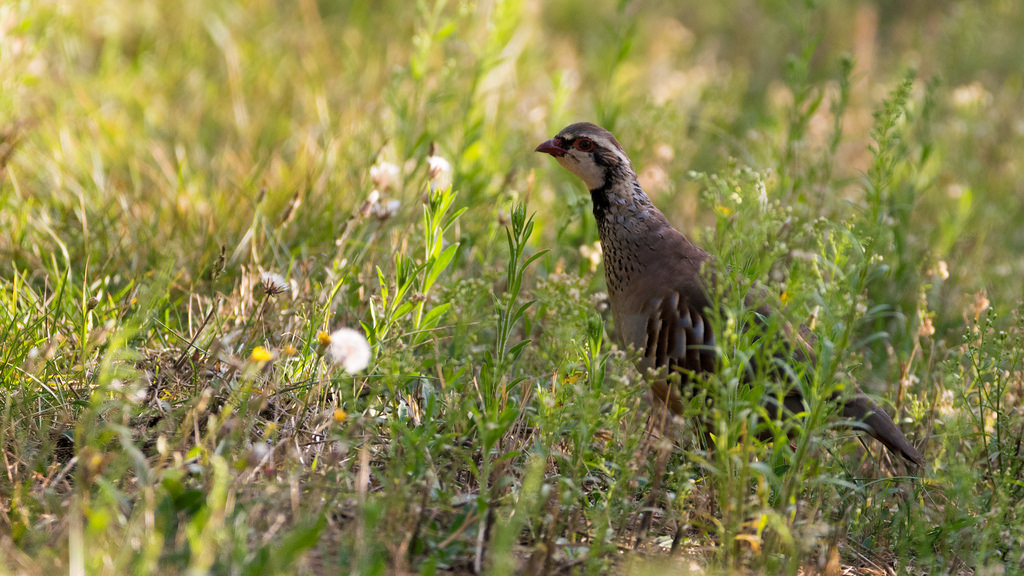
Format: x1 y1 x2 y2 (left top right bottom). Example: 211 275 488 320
535 139 567 157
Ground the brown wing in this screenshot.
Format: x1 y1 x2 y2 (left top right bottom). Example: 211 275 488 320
645 291 716 376
627 291 717 414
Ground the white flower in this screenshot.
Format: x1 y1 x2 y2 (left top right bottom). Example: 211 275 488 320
791 249 817 262
370 161 400 192
326 328 372 374
360 189 381 218
427 153 452 190
361 189 400 220
260 272 290 296
373 199 401 220
951 82 991 111
579 241 602 272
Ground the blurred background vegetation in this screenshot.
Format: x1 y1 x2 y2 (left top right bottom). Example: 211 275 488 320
1 0 1023 574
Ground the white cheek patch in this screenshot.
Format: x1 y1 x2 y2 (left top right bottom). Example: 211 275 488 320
557 152 606 190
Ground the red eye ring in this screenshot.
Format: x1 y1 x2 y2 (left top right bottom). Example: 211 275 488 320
575 138 595 152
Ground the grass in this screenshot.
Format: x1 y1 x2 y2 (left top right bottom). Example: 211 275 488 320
2 0 1024 574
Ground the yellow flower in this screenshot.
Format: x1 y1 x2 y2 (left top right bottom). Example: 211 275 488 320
333 409 348 423
716 205 731 216
250 346 274 363
283 344 299 357
317 331 331 346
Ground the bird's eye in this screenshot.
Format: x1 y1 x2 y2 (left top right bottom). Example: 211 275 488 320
575 138 595 152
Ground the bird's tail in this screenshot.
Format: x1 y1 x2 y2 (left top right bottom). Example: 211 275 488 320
842 394 925 468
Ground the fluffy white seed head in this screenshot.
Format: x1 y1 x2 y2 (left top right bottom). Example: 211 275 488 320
427 153 452 191
370 161 400 192
326 328 372 374
260 272 290 296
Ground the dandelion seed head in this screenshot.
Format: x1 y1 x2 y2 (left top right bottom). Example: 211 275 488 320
370 161 400 191
427 152 452 190
427 155 450 180
326 328 372 374
260 272 290 296
249 442 270 460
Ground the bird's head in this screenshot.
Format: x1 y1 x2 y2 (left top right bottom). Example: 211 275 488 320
535 122 634 190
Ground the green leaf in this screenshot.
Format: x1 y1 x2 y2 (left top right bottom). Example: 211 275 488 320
419 302 452 331
423 243 459 293
506 339 531 364
393 300 415 322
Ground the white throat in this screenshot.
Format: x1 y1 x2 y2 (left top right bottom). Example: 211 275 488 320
556 150 607 190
